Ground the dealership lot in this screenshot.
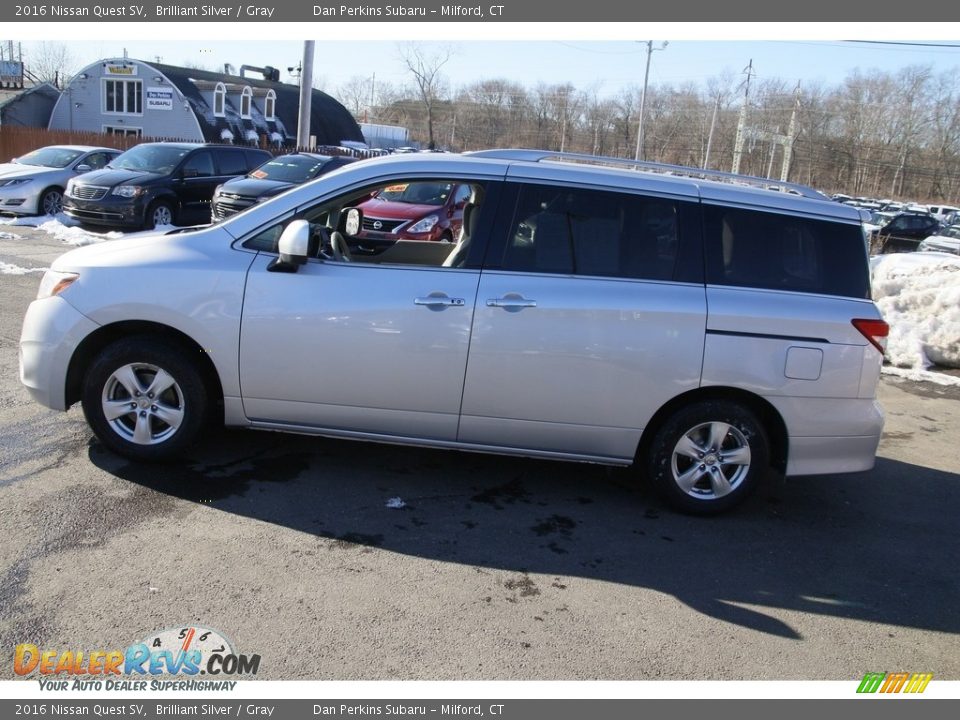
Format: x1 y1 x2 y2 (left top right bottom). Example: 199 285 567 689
1 224 959 680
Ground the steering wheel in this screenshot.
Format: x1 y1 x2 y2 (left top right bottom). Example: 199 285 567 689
330 230 351 263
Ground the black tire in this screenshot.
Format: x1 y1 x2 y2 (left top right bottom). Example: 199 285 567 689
39 187 64 216
646 400 769 515
145 200 176 230
81 337 208 462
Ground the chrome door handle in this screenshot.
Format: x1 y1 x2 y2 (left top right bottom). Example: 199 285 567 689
414 294 465 307
486 295 537 310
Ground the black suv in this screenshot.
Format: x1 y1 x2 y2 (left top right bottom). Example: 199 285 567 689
63 143 272 230
871 211 941 253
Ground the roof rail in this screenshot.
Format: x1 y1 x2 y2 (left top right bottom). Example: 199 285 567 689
466 149 829 201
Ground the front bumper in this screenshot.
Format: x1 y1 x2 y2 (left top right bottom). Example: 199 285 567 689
0 182 41 215
63 194 147 228
20 295 99 411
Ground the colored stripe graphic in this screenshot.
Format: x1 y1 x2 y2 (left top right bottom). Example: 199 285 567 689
904 673 933 694
857 673 886 693
857 672 932 694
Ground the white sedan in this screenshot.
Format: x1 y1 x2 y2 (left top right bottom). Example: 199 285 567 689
0 145 120 216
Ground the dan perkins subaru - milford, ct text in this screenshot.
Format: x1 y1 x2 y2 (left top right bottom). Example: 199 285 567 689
313 5 504 16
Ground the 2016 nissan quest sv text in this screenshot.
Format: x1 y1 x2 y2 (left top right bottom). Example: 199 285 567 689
19 150 888 514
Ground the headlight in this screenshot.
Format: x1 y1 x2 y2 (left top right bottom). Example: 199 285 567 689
37 271 79 300
65 178 76 195
0 178 33 187
407 215 439 234
111 185 144 198
213 184 223 198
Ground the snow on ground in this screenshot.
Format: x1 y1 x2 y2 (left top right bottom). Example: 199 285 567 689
0 213 176 246
871 252 960 371
0 261 46 275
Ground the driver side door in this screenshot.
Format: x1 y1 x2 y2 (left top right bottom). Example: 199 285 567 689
238 178 498 442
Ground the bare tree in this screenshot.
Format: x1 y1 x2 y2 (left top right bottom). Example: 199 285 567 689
397 42 454 149
25 42 77 87
336 75 373 119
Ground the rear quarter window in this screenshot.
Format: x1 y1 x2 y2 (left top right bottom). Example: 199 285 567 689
703 205 870 299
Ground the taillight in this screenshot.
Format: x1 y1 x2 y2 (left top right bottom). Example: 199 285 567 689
852 318 889 354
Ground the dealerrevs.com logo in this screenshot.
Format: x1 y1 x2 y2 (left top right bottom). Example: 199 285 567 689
14 625 260 691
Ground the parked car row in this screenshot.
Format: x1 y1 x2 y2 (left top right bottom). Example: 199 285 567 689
2 142 370 231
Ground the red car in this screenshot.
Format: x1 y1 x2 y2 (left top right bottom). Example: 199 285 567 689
353 181 472 243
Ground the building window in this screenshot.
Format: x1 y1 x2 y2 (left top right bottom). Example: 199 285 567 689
264 90 276 121
240 86 253 119
103 125 142 137
104 79 142 115
213 83 226 117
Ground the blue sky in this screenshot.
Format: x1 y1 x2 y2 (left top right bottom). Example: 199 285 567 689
26 38 960 97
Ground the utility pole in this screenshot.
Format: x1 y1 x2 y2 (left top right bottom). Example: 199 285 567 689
296 41 315 149
634 40 668 162
731 59 754 175
780 82 801 182
368 72 376 123
703 90 722 169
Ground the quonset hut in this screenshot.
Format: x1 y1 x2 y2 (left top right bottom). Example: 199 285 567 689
48 58 363 148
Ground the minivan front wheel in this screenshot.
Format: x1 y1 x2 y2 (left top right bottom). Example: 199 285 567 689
145 201 175 229
82 337 207 461
647 401 769 515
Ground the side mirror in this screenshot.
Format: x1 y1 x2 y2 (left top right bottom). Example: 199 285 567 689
75 164 92 173
343 207 362 237
268 220 310 273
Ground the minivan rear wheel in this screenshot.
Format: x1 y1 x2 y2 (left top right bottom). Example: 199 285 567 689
81 337 207 462
647 400 768 515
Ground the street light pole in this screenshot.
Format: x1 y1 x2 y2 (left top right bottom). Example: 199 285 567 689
634 40 667 162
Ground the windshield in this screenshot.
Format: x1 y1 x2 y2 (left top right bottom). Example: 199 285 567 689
109 145 192 174
375 181 453 206
943 226 960 240
16 147 85 169
248 156 331 184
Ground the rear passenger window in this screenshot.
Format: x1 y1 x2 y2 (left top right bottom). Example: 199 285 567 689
501 184 681 281
215 149 248 176
703 205 870 299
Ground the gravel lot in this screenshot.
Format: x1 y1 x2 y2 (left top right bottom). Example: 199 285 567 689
1 222 958 681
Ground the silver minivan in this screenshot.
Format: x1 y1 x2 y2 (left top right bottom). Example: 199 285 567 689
19 150 888 514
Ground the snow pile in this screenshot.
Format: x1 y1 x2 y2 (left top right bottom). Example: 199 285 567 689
0 261 46 275
34 219 123 247
245 130 259 143
220 129 234 142
871 252 960 369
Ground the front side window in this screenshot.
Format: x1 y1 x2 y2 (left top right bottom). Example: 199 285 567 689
104 79 142 115
500 184 681 281
243 176 491 270
182 152 215 177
